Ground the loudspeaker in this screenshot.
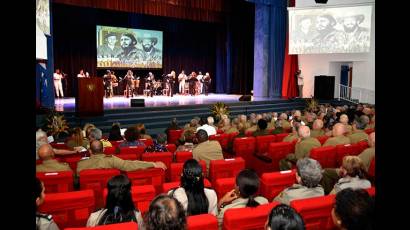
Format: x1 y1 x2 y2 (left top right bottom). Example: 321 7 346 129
314 75 335 100
239 95 252 101
315 0 328 3
131 99 145 107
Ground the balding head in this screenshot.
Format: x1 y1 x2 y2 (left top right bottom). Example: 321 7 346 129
312 119 323 130
368 132 375 147
298 125 311 138
90 140 104 154
38 144 55 160
340 114 349 124
332 123 346 137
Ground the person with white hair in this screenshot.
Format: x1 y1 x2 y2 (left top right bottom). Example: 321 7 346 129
197 117 217 136
310 119 325 138
36 129 79 160
323 123 351 147
278 113 291 131
339 114 352 135
348 115 369 144
274 158 324 205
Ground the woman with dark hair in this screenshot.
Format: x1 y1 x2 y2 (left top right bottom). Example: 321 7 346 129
332 188 374 230
108 123 123 141
168 159 217 215
66 127 89 149
145 194 187 230
86 175 144 228
36 178 60 230
119 127 145 148
217 169 268 226
265 204 305 230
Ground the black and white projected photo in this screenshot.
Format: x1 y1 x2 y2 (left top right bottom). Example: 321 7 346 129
288 5 372 54
36 0 50 35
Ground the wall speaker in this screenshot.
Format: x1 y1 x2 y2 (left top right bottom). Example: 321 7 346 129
315 0 328 3
239 95 252 101
131 99 145 107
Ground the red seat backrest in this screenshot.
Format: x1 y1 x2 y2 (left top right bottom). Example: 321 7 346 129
223 202 280 230
39 189 95 229
161 179 212 194
125 168 165 194
267 142 294 171
50 142 69 149
233 137 255 168
118 146 145 159
103 185 155 215
364 128 374 135
291 194 335 230
139 138 153 147
175 151 193 163
110 140 124 148
170 160 207 182
104 146 117 155
168 129 184 144
217 129 225 134
209 157 245 185
187 214 218 230
115 153 139 161
64 221 138 230
79 169 120 209
166 143 177 154
37 171 74 193
214 177 235 199
255 135 276 155
209 133 231 151
335 144 356 166
368 157 375 179
356 141 369 154
260 170 296 201
275 133 289 142
245 131 254 137
366 186 376 196
309 146 337 168
316 135 330 145
141 152 173 180
61 155 83 173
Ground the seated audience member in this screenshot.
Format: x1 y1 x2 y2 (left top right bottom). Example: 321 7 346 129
36 177 60 230
271 119 284 135
87 128 112 148
36 144 72 172
144 194 187 230
145 133 168 152
184 119 200 133
279 126 321 170
196 117 217 136
239 114 250 130
283 122 301 142
339 114 352 135
176 129 197 152
169 159 217 215
119 127 145 148
192 129 223 174
207 116 218 129
225 118 240 134
217 169 268 227
331 188 374 230
83 123 97 138
329 156 371 194
245 117 258 133
135 123 152 140
322 123 351 147
310 119 324 138
253 119 269 137
76 140 166 175
36 129 79 160
274 158 324 205
108 123 124 141
279 113 291 131
86 175 144 228
66 127 89 149
358 132 375 172
348 115 369 144
165 118 182 136
265 204 305 230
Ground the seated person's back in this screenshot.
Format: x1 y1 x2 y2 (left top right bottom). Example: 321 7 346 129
192 129 223 173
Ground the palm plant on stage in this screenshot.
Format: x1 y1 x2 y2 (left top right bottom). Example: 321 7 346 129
305 98 319 112
211 102 230 122
43 109 70 139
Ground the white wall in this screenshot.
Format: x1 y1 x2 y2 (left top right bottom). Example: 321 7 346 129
295 0 375 103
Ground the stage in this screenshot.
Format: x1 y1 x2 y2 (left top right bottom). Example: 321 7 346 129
54 93 275 112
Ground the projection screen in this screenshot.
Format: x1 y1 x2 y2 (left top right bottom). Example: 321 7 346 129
288 5 373 54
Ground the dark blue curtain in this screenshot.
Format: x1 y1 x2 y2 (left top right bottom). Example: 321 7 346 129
340 65 349 86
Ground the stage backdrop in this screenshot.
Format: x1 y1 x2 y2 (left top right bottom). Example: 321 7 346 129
52 1 254 97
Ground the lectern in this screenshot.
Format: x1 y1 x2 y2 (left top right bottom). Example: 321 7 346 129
76 77 104 117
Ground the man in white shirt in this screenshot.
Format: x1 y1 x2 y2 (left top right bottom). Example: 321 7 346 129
53 69 64 98
178 70 187 94
77 69 85 78
197 71 204 94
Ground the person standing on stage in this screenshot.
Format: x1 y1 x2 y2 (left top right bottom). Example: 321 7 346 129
189 72 198 96
167 70 176 97
295 69 303 98
197 71 204 94
103 70 114 98
147 72 155 97
178 70 187 95
77 69 85 78
53 68 64 98
124 70 135 98
203 72 211 96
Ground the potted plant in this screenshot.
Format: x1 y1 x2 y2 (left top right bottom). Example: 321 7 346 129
43 109 70 140
211 102 230 123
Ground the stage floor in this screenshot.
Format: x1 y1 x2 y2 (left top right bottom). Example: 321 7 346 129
55 93 277 112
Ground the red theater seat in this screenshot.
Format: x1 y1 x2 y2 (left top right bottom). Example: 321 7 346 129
103 185 155 215
79 169 120 209
209 133 231 152
175 151 193 163
356 141 369 154
255 135 276 155
291 194 335 230
335 144 357 166
170 160 207 182
125 168 165 194
139 138 153 147
316 135 330 145
37 171 74 193
64 221 138 230
118 146 145 159
187 214 218 230
366 186 376 197
166 143 177 153
115 153 139 161
368 157 375 181
233 137 255 168
62 155 83 173
267 142 294 171
260 170 296 201
142 152 173 180
309 146 337 168
50 142 69 149
103 146 117 155
39 190 95 229
209 157 245 185
110 140 124 148
168 129 184 144
223 202 280 230
364 128 374 135
161 179 212 194
217 129 225 134
275 133 289 142
214 177 235 199
245 131 254 137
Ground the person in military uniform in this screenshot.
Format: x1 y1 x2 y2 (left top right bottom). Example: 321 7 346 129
322 123 351 147
36 177 60 230
348 115 369 144
118 33 144 64
76 140 167 175
283 122 301 142
97 32 122 58
310 119 325 138
311 14 339 53
36 144 73 172
279 113 292 131
358 132 375 171
86 128 112 148
339 114 353 135
138 33 162 67
335 13 371 53
203 72 212 96
279 125 321 170
253 119 270 137
192 129 224 174
274 158 324 205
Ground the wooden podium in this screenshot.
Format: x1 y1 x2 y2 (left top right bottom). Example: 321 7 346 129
76 77 104 117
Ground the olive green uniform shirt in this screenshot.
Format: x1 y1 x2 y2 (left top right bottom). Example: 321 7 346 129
358 147 375 172
225 127 239 134
310 129 325 138
323 135 351 147
192 140 223 174
36 159 72 173
281 120 291 130
348 130 368 144
294 137 321 159
273 184 324 205
283 133 299 143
